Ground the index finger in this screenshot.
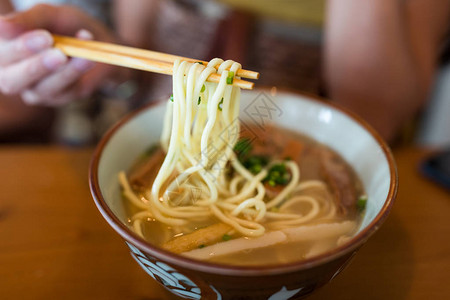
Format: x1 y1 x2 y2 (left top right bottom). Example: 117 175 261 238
0 29 53 66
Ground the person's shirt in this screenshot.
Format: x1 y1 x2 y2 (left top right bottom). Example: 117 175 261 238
11 0 109 21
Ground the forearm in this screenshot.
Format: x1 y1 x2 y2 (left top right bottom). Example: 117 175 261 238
324 0 446 141
0 0 13 15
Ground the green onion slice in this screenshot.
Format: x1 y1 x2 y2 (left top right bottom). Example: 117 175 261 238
357 195 368 211
226 71 234 84
222 234 232 241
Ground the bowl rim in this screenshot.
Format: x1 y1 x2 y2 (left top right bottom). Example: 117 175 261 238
89 89 398 276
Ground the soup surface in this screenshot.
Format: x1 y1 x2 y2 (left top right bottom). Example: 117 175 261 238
121 125 366 266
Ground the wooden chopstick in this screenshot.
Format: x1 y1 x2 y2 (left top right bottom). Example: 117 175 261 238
53 35 259 80
52 35 258 89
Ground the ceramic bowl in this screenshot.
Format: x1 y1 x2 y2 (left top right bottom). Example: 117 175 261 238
89 90 397 299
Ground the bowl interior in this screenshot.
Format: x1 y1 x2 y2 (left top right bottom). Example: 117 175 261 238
97 90 393 239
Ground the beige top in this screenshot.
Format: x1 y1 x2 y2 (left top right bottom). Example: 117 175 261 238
218 0 325 26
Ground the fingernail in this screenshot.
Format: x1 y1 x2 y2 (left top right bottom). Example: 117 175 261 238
22 90 40 105
25 31 52 52
42 49 67 70
76 29 94 40
72 57 94 71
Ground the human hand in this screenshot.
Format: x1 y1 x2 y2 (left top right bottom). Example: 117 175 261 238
0 4 119 106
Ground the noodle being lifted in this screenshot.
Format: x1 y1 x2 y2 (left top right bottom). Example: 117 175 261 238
119 58 366 265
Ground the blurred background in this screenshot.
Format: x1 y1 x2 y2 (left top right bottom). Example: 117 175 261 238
0 0 449 148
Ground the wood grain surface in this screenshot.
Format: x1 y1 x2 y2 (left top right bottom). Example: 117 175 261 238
0 146 448 300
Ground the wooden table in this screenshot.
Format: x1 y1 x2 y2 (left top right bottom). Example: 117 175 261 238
0 146 448 300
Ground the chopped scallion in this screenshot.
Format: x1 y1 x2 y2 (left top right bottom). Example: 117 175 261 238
222 234 232 241
197 61 204 65
142 144 158 157
263 163 290 186
201 85 205 92
243 155 269 174
198 97 201 105
198 244 205 248
169 94 174 102
234 138 252 157
249 164 262 174
218 98 224 111
357 195 368 211
226 71 235 84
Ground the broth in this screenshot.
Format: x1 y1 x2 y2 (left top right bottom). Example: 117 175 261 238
121 125 365 266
